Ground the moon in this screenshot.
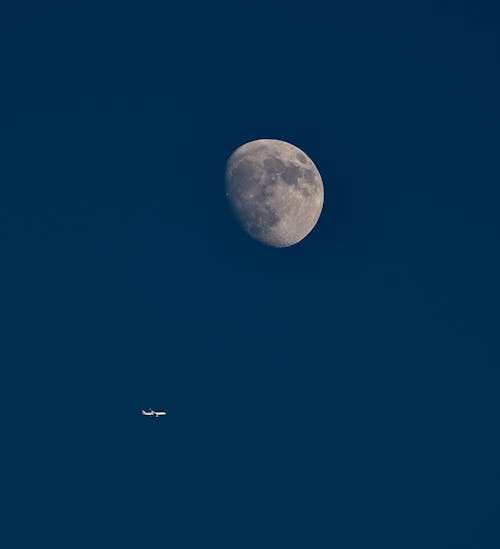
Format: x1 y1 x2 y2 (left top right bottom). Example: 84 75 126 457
225 139 324 247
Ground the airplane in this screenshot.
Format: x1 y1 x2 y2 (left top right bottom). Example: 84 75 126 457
141 408 167 418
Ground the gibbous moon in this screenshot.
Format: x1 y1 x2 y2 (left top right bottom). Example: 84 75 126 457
225 139 324 247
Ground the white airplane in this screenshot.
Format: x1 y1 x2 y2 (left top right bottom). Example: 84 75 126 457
141 408 167 418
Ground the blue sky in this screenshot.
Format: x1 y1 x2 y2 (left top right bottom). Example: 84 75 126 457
3 1 499 547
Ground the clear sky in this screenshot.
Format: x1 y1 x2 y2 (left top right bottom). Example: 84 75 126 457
3 1 500 547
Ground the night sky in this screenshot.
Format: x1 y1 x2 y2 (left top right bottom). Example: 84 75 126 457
3 1 500 547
